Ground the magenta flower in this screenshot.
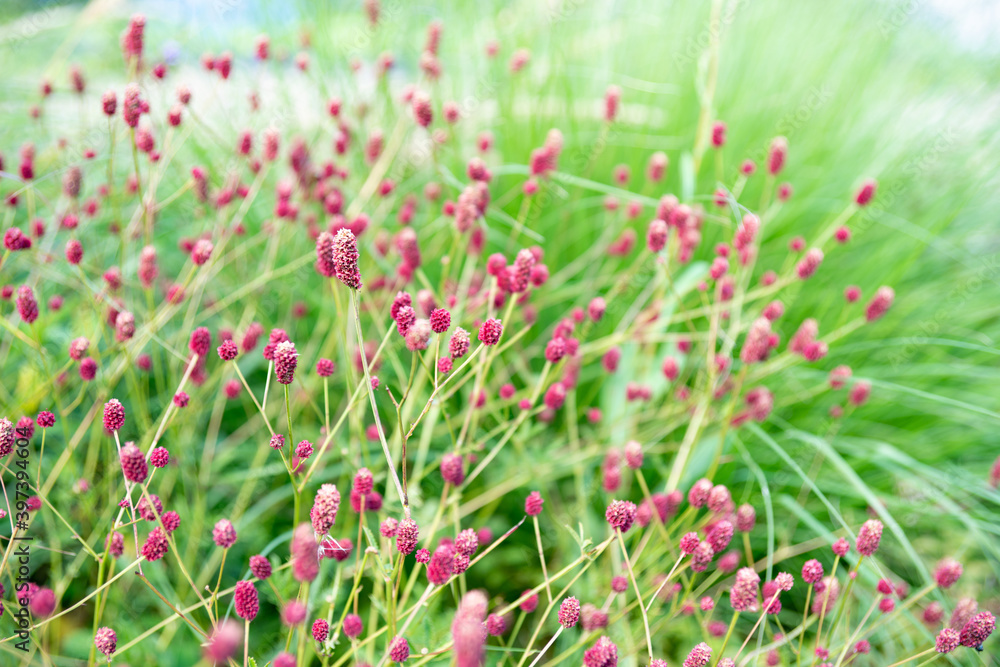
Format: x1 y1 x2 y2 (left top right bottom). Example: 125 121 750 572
959 611 995 649
217 340 238 361
449 328 471 358
478 318 502 346
452 590 487 667
936 627 960 653
234 580 259 621
274 340 298 384
934 558 963 589
249 555 272 580
855 519 883 556
212 519 237 548
141 527 169 561
94 627 117 660
605 499 636 532
310 484 341 535
388 635 409 663
333 228 362 289
684 642 712 667
558 596 580 628
291 523 319 582
119 444 148 483
396 518 419 555
440 453 465 485
525 491 544 516
730 567 761 612
312 618 329 642
583 636 618 667
343 613 363 637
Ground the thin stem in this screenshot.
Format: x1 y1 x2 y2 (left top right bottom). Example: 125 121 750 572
533 516 553 604
616 528 653 661
350 289 407 512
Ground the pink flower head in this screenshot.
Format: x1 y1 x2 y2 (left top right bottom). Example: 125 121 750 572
730 567 761 612
120 444 148 483
741 317 772 364
524 491 545 516
486 612 507 637
234 580 259 621
451 590 488 667
856 519 883 557
396 518 419 555
707 520 734 553
544 382 567 410
855 179 877 207
624 440 643 469
316 358 335 377
604 85 622 123
343 613 363 637
103 399 125 432
213 519 237 548
141 527 169 561
310 484 341 535
849 381 871 406
333 228 362 289
767 137 787 175
249 555 272 580
315 231 337 277
802 559 824 584
148 447 169 469
684 642 712 667
959 611 995 649
647 219 669 253
16 286 38 324
605 499 636 532
449 328 470 358
711 121 726 147
735 504 756 532
680 533 701 555
478 318 502 346
796 248 823 279
388 635 409 663
291 522 319 582
832 537 850 556
936 627 960 653
311 618 329 642
558 596 581 628
189 327 212 356
94 627 117 660
274 341 298 384
440 453 465 485
583 636 618 667
191 239 213 266
688 478 712 508
217 339 238 361
283 600 307 626
934 558 963 588
865 286 894 322
430 308 451 333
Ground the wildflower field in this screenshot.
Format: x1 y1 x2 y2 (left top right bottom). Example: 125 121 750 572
0 0 998 665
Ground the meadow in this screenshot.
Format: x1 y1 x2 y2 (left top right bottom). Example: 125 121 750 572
0 0 998 665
